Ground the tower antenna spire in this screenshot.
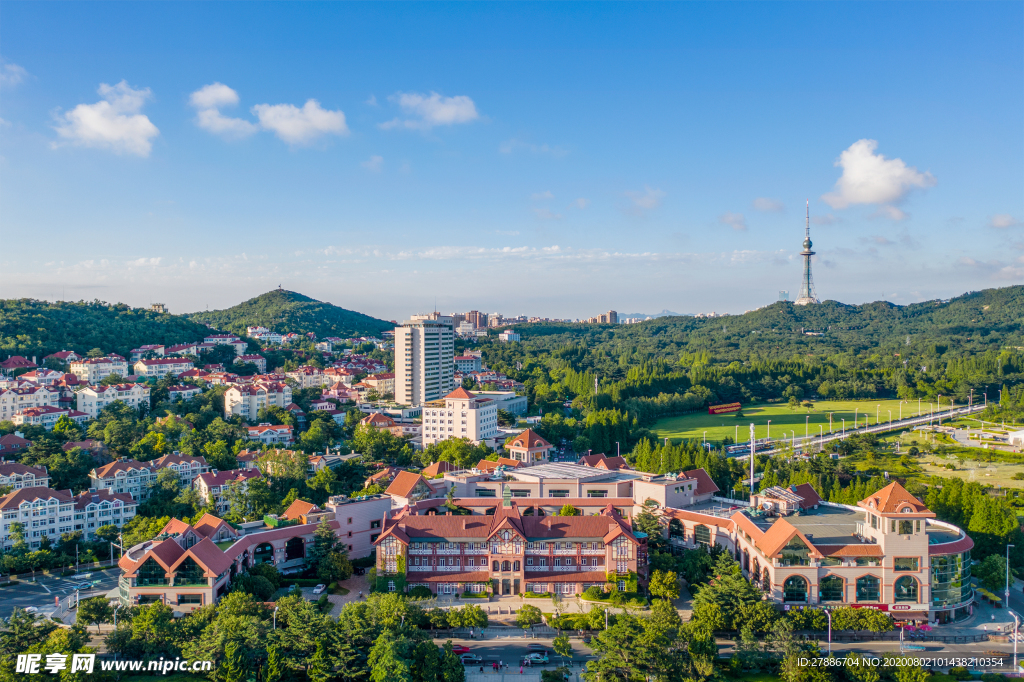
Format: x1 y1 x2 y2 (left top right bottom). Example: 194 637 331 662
794 199 819 305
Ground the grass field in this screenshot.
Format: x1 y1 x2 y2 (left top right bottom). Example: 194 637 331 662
920 453 1024 489
653 399 929 443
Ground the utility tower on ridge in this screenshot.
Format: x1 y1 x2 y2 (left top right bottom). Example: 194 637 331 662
794 201 819 305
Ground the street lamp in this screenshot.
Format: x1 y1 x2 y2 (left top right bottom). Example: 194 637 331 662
703 431 707 447
888 410 892 429
876 404 880 425
767 420 771 441
805 416 810 440
819 425 824 452
824 608 832 655
1012 609 1021 671
273 606 279 630
1007 544 1015 605
841 418 845 437
855 408 859 430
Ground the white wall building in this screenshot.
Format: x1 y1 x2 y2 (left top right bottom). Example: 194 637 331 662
12 406 89 430
0 487 137 550
0 385 62 422
394 315 455 406
76 383 151 419
133 358 195 378
0 461 49 490
421 387 499 447
70 356 130 383
223 382 292 420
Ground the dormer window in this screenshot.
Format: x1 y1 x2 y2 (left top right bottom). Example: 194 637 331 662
901 507 913 514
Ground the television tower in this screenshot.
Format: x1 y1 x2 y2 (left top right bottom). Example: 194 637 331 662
794 201 819 305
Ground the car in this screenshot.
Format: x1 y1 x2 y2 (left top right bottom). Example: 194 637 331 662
312 584 326 595
524 653 549 664
447 645 470 655
527 643 547 651
460 654 483 665
23 607 38 614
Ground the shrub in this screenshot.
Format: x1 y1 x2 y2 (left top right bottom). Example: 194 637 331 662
408 585 433 599
582 586 606 600
949 668 972 681
523 591 550 599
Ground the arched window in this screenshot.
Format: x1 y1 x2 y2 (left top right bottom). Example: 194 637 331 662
502 561 511 571
136 558 168 586
253 541 274 565
856 575 880 602
783 576 807 602
762 567 770 588
285 537 305 561
174 557 205 586
513 561 521 571
819 575 844 602
694 525 711 546
492 561 499 571
894 576 919 603
742 549 750 573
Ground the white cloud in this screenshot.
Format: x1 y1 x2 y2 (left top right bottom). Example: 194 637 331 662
876 205 907 221
626 186 666 213
574 198 589 209
498 138 568 157
531 191 554 201
365 94 378 106
379 91 479 131
719 212 748 231
53 80 160 157
991 214 1023 229
128 257 162 267
0 60 27 88
812 213 840 226
753 197 784 212
822 139 935 218
362 155 384 172
188 83 259 140
252 99 348 144
533 208 563 221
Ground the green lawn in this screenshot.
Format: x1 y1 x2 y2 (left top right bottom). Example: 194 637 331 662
654 399 925 443
215 540 235 550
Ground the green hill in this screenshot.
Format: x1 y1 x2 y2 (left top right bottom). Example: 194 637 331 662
0 299 213 360
188 289 393 339
507 285 1024 361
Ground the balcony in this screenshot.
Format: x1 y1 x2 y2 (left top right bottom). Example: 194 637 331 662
552 565 580 572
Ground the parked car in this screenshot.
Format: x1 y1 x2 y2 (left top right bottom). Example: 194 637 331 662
442 644 471 655
527 643 547 652
313 584 326 595
524 653 549 664
460 654 483 665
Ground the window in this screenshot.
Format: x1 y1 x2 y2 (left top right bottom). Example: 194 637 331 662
783 576 808 602
780 538 812 567
539 558 548 567
513 561 520 571
586 490 607 498
856 575 880 602
174 558 206 586
526 558 533 566
502 561 511 571
819 575 844 602
870 515 877 529
855 557 877 567
492 561 499 571
475 489 497 498
370 520 381 529
548 490 569 498
617 581 626 591
821 557 841 566
898 520 914 535
136 558 169 586
915 520 921 532
894 557 919 571
510 489 531 498
694 525 711 546
894 576 919 602
347 517 353 525
178 594 203 605
388 581 395 592
890 520 896 533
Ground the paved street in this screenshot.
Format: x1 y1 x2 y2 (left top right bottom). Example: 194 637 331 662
0 569 120 619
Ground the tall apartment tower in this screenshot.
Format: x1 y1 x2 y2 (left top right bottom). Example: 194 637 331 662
395 315 455 406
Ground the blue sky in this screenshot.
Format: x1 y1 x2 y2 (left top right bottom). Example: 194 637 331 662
2 2 1022 321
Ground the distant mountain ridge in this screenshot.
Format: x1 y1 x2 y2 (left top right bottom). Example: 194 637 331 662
188 289 393 339
619 310 688 319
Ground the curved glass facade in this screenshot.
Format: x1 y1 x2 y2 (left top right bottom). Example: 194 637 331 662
931 550 972 608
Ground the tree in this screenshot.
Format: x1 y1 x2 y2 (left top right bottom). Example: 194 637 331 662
557 504 580 517
76 597 113 633
52 415 82 441
308 517 353 582
648 569 679 600
516 604 543 630
975 552 1012 591
223 641 248 682
264 644 285 682
632 509 665 552
553 634 572 665
308 638 334 682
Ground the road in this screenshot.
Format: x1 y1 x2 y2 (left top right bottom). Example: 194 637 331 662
434 636 594 669
729 405 986 460
1 568 121 618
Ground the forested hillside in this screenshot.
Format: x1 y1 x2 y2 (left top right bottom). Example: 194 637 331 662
476 285 1024 455
188 289 393 339
0 299 213 360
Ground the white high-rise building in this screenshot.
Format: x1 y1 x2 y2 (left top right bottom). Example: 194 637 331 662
394 315 455 406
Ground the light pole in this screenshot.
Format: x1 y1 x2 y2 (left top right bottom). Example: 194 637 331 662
985 392 988 408
888 410 892 430
703 431 707 447
855 408 859 430
735 425 738 444
616 442 619 457
805 416 810 440
1007 544 1015 605
841 418 845 437
273 606 279 630
918 397 921 416
113 604 122 628
937 395 942 425
900 401 903 421
824 608 832 655
767 420 771 441
1012 609 1021 671
829 413 833 433
819 425 824 452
